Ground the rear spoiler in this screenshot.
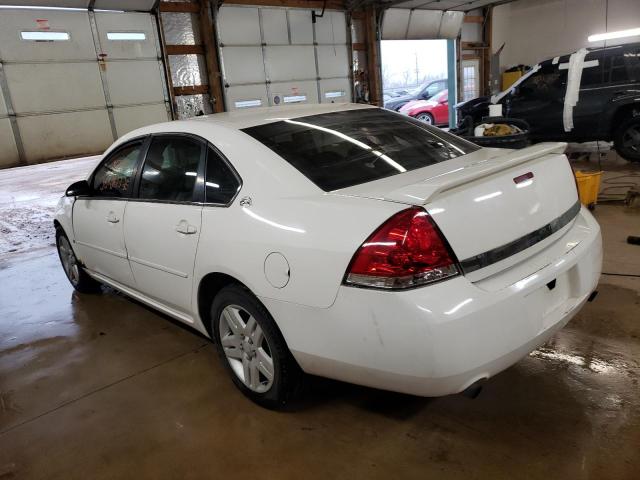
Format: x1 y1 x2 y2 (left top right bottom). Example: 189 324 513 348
385 142 568 205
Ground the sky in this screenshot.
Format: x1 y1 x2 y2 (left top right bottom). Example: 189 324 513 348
380 39 448 90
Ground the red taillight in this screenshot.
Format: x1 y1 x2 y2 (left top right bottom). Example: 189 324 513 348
344 207 459 289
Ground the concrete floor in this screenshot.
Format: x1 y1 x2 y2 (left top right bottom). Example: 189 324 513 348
1 155 639 479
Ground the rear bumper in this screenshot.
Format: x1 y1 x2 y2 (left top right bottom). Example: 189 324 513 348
261 207 602 397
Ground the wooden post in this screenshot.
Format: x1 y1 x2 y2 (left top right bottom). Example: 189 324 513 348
364 6 381 105
199 0 225 113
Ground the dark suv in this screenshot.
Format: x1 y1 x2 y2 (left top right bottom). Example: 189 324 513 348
456 43 640 161
384 79 447 111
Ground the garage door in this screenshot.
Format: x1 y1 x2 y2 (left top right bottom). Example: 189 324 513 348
0 9 170 167
216 5 351 110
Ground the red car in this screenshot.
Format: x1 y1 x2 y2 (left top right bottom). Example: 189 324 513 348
399 89 448 126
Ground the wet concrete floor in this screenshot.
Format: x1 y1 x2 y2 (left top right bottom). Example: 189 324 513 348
0 156 639 479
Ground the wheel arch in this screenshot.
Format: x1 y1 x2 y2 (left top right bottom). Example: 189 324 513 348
609 102 640 136
196 271 296 347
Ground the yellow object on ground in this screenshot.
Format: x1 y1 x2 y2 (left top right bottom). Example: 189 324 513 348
502 71 523 90
574 170 602 208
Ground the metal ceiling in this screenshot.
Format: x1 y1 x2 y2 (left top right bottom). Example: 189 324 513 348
0 0 157 11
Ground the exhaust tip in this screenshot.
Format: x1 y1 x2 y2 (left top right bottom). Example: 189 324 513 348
461 379 486 399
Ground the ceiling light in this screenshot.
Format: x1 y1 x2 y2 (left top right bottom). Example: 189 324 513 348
588 27 640 42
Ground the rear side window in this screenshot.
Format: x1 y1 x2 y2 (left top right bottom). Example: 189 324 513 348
92 142 143 197
205 147 240 204
242 109 478 191
517 63 567 100
139 136 203 202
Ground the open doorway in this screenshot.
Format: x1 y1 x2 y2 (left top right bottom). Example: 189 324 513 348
380 39 449 126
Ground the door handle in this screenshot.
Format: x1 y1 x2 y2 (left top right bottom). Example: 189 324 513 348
175 220 197 235
106 212 120 224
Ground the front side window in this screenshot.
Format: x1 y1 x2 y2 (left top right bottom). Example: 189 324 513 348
242 109 479 191
205 147 240 204
92 142 142 197
139 136 203 202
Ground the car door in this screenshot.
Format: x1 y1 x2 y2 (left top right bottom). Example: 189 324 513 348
434 91 449 125
123 134 206 315
573 49 608 140
505 61 567 139
73 139 145 287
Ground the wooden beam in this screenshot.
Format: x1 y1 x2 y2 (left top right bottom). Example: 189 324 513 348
159 2 200 13
199 0 225 113
461 41 488 49
174 85 210 96
364 6 380 106
482 6 492 96
223 0 345 9
464 15 483 24
155 8 176 119
165 44 205 55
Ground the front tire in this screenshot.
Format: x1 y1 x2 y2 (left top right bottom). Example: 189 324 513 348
416 112 434 125
613 116 640 162
55 229 102 293
211 285 301 409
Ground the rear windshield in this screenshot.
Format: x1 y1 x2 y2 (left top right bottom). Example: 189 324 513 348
242 108 479 191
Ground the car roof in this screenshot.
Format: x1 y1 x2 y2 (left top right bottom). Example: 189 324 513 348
187 102 376 130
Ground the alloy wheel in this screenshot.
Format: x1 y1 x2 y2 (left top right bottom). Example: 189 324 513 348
219 305 275 393
622 124 640 154
58 236 80 287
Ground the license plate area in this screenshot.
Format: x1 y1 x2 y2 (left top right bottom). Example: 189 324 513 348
525 271 571 329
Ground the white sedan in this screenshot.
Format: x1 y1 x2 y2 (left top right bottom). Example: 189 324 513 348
55 103 602 408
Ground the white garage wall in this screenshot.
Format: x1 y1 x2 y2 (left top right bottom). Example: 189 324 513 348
216 5 351 110
492 0 640 70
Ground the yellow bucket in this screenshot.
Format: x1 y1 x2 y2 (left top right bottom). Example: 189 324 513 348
574 170 603 209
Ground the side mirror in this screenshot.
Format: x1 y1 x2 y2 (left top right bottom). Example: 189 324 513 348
66 180 90 197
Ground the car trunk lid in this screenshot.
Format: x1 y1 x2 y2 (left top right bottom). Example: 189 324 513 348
331 142 580 280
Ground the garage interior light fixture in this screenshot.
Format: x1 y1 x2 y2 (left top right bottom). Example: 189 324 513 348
21 31 69 41
107 32 146 41
588 27 640 42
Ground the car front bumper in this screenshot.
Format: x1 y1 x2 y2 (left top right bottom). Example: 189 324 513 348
261 207 602 397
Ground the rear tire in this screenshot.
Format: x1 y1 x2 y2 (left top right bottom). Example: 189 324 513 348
613 116 640 162
416 112 434 125
211 284 301 409
55 229 102 293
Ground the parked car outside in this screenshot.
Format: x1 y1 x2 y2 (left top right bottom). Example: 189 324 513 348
384 79 447 111
399 89 449 125
55 104 602 409
456 43 640 161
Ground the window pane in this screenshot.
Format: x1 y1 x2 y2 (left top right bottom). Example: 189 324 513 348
205 147 240 204
21 31 69 41
107 32 146 41
139 137 202 202
242 109 479 191
92 143 142 197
